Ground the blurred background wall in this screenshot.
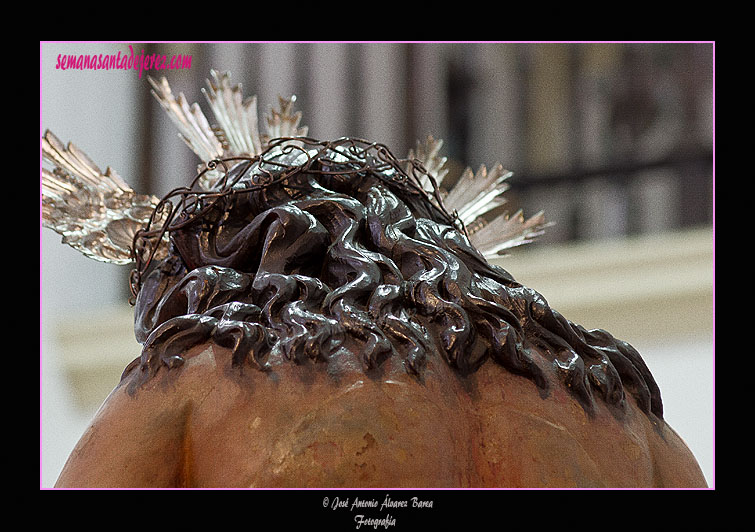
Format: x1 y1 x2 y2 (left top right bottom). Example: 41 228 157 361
40 41 714 487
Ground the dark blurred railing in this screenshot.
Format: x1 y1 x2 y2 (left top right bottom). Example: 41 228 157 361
509 149 713 242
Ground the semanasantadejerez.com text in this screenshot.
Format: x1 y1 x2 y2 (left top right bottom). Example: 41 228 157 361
55 45 192 78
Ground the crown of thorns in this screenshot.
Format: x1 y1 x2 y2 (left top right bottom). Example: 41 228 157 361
43 70 549 306
129 135 465 299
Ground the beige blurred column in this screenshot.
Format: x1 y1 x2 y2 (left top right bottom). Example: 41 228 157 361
356 43 408 153
467 43 522 170
307 43 351 139
575 43 622 168
522 43 575 242
258 43 300 115
409 43 450 145
572 43 628 239
525 43 574 174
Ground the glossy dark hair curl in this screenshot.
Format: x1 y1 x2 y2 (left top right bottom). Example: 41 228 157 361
124 139 663 419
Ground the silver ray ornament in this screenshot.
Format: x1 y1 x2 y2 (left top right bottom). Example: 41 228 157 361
41 70 549 267
41 130 166 265
406 135 550 256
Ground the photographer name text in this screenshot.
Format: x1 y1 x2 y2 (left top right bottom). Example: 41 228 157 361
324 493 433 529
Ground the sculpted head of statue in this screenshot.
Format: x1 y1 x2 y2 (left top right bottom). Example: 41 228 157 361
127 136 663 421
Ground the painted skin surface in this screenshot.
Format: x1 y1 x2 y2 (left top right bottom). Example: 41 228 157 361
55 341 706 488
